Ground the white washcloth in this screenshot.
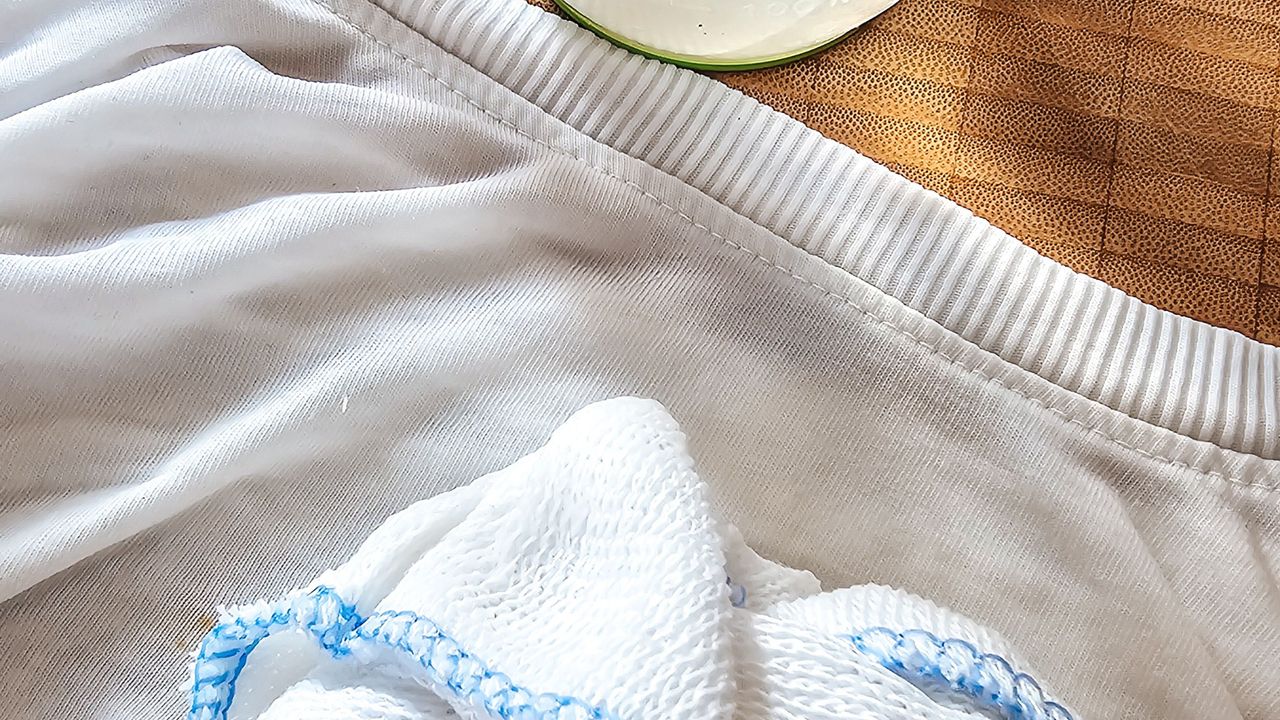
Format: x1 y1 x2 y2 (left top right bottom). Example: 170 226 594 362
188 398 1073 720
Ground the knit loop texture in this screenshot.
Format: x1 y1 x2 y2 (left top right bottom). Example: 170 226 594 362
187 398 1076 720
189 587 614 720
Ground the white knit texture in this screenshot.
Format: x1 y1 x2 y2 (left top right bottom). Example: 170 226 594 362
215 398 1067 720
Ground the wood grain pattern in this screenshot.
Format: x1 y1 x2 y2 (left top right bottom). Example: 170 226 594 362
528 0 1280 343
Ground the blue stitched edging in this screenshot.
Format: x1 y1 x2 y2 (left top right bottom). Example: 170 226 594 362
726 577 747 608
187 586 617 720
188 587 1073 720
849 627 1074 720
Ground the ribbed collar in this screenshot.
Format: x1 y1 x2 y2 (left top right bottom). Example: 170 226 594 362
368 0 1278 464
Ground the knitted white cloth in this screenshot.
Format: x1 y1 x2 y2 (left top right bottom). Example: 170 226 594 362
189 398 1074 720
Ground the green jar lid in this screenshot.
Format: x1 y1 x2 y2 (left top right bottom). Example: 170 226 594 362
553 0 899 71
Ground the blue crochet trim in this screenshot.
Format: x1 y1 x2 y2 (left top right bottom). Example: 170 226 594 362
726 576 747 608
187 586 616 720
849 627 1074 720
187 586 1073 720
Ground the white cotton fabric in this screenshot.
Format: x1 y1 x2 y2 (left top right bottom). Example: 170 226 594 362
224 397 1053 720
0 0 1277 719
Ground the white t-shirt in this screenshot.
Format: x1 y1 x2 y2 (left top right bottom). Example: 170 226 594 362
1 0 1277 718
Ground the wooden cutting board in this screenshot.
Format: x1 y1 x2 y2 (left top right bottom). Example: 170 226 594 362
529 0 1280 344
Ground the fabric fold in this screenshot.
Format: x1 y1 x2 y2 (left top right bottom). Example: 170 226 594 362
190 398 1075 720
370 0 1280 462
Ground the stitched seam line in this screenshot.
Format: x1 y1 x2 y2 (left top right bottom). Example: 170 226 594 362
850 627 1073 720
190 588 1072 720
307 0 1274 490
188 587 615 720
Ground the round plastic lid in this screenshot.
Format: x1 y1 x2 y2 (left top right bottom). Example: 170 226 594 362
553 0 900 70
